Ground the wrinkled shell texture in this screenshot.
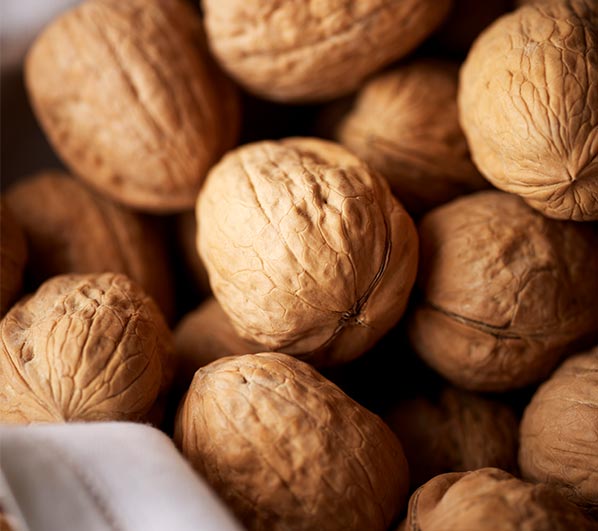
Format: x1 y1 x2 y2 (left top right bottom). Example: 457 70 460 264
6 172 173 316
202 0 453 102
0 273 173 423
197 138 418 367
402 468 594 531
459 0 598 221
337 59 487 214
0 202 27 317
175 352 409 531
520 348 598 513
386 387 518 487
26 0 239 212
409 191 598 391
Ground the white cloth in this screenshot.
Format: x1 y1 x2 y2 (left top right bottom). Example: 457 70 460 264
0 422 244 531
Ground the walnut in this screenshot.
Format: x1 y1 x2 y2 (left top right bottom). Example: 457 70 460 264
408 191 598 391
386 387 519 488
202 0 453 102
0 201 27 317
176 211 211 296
401 468 595 531
519 347 598 515
25 0 240 213
197 138 418 367
6 172 174 318
459 0 598 221
336 59 488 215
0 273 173 423
175 352 409 531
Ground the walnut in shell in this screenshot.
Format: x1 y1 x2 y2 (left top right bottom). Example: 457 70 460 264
401 468 595 531
197 138 418 367
26 0 240 212
0 273 173 423
409 191 598 391
202 0 453 102
519 347 598 515
336 59 487 214
175 352 409 531
459 0 598 221
386 387 519 488
0 202 27 317
6 172 174 318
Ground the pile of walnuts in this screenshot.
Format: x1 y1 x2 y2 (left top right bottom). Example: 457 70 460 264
1 0 597 529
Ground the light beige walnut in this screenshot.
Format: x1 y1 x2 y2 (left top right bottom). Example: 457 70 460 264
520 347 598 515
401 468 595 531
197 138 418 367
6 172 174 319
459 0 598 221
409 191 598 391
26 0 240 213
336 60 487 214
0 202 27 317
386 387 519 488
202 0 453 102
175 352 409 531
0 273 173 423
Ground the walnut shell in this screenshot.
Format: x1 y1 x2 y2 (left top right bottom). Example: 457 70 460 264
174 352 409 531
197 138 418 367
409 190 598 391
519 347 598 514
0 273 173 423
336 59 487 214
26 0 240 212
402 468 595 531
202 0 453 102
459 0 598 221
6 172 174 318
0 201 27 317
386 387 519 488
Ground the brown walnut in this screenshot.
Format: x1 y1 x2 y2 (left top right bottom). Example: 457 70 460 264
0 202 27 317
6 172 174 318
26 0 240 212
197 138 418 367
459 0 598 221
401 468 595 531
336 59 487 215
0 273 173 423
202 0 453 102
409 191 598 391
175 352 409 531
519 347 598 515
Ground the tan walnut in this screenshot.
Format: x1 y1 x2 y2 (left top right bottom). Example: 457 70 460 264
197 138 418 367
459 0 598 221
386 386 519 488
400 468 595 531
519 347 598 515
6 172 174 318
26 0 240 213
175 352 409 531
202 0 453 102
0 201 27 317
409 191 598 391
336 59 487 214
0 273 173 423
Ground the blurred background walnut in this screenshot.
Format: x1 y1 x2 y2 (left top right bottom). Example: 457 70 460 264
409 191 598 391
0 273 173 423
335 59 487 215
25 0 240 212
0 201 27 316
175 352 409 531
519 347 598 516
202 0 453 102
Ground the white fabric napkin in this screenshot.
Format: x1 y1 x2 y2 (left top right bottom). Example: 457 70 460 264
0 422 244 531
